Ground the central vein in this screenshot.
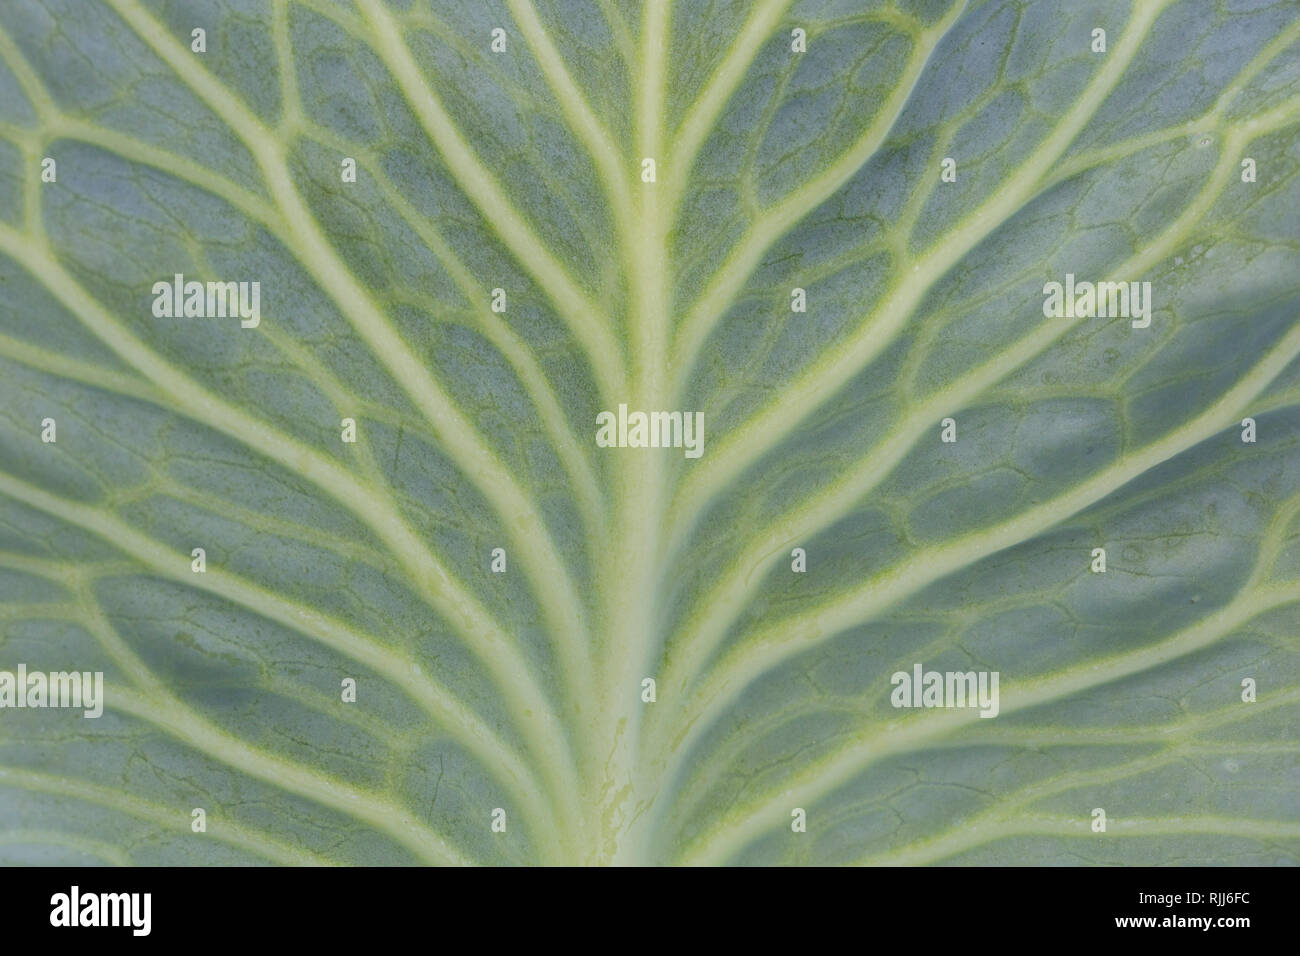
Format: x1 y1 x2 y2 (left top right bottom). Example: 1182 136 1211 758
591 0 673 866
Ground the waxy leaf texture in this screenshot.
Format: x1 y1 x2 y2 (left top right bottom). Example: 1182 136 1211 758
0 0 1298 866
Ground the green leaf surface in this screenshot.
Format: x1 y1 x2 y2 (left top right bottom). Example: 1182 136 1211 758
0 0 1297 865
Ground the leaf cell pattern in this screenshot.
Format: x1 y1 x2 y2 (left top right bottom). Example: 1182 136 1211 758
0 0 1298 865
